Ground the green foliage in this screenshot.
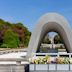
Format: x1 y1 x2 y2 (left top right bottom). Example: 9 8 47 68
42 34 51 44
1 29 20 48
54 34 63 44
1 44 8 48
0 19 31 48
13 22 31 47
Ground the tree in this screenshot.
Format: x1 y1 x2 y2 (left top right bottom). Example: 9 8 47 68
13 23 31 47
0 19 31 48
42 34 51 44
1 29 20 48
54 34 63 44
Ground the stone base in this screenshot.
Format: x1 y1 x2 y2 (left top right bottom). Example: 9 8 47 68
0 64 25 72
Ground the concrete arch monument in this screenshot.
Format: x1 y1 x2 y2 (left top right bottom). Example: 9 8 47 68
27 13 72 58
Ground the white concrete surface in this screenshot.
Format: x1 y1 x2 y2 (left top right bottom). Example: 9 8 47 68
0 52 28 64
0 52 27 58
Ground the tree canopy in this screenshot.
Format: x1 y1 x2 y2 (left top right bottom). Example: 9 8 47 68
54 34 63 44
1 29 20 48
0 19 31 48
42 34 51 44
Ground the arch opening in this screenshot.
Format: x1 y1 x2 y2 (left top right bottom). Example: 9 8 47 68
36 22 70 53
37 31 67 53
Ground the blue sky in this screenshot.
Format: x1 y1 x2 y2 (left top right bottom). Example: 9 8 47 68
0 0 72 32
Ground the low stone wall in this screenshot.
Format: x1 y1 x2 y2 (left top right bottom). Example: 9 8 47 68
29 64 72 72
0 64 28 72
0 57 29 72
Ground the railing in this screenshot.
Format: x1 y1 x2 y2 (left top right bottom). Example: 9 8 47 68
0 48 27 55
34 53 72 58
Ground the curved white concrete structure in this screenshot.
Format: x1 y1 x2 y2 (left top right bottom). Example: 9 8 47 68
27 13 72 58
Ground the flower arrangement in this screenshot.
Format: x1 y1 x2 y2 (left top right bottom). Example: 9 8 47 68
29 55 51 64
56 57 70 64
29 55 72 64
